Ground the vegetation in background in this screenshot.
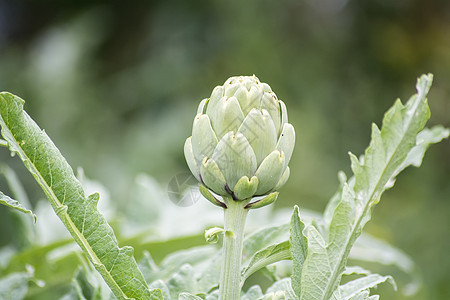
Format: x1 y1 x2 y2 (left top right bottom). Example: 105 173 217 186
0 1 449 299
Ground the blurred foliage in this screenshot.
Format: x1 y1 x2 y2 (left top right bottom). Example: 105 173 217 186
0 0 449 299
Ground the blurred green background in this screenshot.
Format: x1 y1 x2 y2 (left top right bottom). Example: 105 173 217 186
0 0 449 299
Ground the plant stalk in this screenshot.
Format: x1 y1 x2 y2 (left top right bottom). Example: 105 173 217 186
219 198 249 300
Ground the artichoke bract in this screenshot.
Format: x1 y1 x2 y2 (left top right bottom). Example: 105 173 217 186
184 75 295 202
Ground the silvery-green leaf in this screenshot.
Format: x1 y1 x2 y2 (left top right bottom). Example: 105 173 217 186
261 92 281 135
200 158 227 195
166 264 197 298
212 132 257 190
149 280 170 299
179 292 204 300
254 150 284 195
276 123 295 171
184 137 200 181
272 167 290 191
238 108 278 165
343 266 372 276
334 274 396 299
210 96 245 139
242 224 289 265
242 285 264 300
265 278 298 300
241 240 290 285
298 74 440 300
346 290 369 300
290 206 307 297
233 176 259 200
192 114 218 163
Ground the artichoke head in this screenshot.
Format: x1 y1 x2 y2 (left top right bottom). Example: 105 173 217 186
184 75 295 201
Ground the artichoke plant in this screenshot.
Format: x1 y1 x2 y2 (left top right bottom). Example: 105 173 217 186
184 75 295 203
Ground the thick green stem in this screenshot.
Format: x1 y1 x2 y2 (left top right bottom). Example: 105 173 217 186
219 198 249 300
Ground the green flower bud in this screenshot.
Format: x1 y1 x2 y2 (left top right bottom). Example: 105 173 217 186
184 75 295 201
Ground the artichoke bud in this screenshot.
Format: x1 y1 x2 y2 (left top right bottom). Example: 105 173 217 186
184 75 295 202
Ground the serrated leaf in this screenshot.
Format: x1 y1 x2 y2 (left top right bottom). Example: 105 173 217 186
299 74 446 300
241 240 290 286
289 205 307 297
0 92 158 300
334 274 396 299
0 191 36 222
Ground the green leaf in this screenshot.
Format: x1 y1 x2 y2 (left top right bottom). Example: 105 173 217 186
241 240 290 286
205 227 226 244
289 205 307 297
299 74 446 300
0 191 36 222
0 92 158 300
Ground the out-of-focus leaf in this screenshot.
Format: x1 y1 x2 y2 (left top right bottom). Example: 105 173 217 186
0 268 33 300
242 285 264 300
166 264 197 298
60 267 102 300
0 191 35 222
350 234 421 295
178 292 204 300
264 278 298 300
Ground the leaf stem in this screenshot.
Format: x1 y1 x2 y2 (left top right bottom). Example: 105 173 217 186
219 198 249 300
